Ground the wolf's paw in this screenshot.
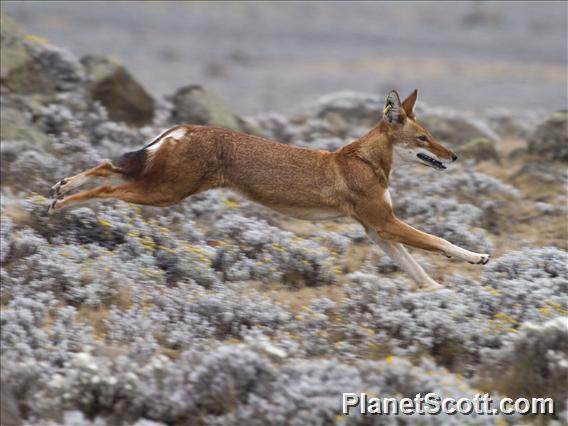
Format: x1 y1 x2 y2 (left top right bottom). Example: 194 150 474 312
420 277 443 291
47 198 59 215
468 253 490 265
49 178 70 198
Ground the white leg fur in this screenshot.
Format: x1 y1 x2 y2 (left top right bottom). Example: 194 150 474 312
50 173 90 198
367 230 440 289
395 243 441 289
443 242 490 265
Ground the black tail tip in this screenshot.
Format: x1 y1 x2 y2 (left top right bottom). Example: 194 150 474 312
116 149 147 177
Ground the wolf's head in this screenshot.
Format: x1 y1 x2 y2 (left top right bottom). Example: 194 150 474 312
382 90 457 170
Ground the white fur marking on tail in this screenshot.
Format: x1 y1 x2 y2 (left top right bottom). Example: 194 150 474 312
146 127 173 148
143 127 187 174
146 127 187 155
169 128 187 141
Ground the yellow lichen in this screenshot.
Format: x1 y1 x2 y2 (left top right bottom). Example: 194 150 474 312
157 245 177 254
483 286 501 296
494 312 518 324
496 417 508 426
140 301 156 312
92 329 107 341
98 218 112 228
142 268 161 278
546 301 568 315
271 243 285 252
223 199 240 209
184 244 210 264
140 236 157 251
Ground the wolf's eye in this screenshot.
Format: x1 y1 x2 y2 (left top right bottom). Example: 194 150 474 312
417 135 428 142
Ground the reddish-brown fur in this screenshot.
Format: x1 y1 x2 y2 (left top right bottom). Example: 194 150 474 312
49 90 490 288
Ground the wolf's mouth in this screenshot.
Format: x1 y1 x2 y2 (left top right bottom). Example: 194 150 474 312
417 153 446 170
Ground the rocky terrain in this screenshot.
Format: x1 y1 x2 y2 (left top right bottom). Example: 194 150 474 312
1 12 567 426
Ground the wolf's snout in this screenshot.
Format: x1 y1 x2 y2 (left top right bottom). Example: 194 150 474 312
451 154 458 162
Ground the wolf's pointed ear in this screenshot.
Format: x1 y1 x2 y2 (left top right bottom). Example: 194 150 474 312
401 89 418 118
383 90 406 124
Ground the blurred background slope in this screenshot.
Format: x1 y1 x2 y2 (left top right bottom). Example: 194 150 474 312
4 0 567 113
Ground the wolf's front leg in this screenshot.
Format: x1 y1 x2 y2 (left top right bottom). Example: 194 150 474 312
442 242 490 264
396 243 442 289
373 218 490 265
367 230 441 289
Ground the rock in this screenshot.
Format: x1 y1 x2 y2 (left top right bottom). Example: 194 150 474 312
528 111 568 162
171 85 241 129
315 91 382 126
322 111 350 138
171 85 262 135
1 13 84 94
235 115 265 137
457 138 500 164
420 115 494 147
81 54 155 127
296 137 344 152
255 113 296 143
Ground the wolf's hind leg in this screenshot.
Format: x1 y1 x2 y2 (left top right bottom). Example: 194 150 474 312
48 180 185 214
50 161 120 198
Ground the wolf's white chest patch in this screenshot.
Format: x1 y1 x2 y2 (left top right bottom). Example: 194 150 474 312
383 190 392 207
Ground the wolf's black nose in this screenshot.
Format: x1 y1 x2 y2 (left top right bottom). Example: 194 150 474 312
452 154 458 162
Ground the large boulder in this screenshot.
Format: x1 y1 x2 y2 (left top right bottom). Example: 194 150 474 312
81 54 155 127
0 13 84 94
170 85 262 135
528 111 568 162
